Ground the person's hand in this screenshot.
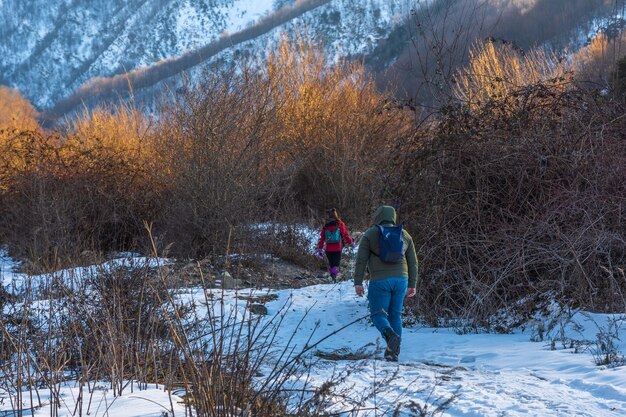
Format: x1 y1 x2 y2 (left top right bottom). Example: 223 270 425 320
315 249 324 260
355 285 365 297
406 287 416 298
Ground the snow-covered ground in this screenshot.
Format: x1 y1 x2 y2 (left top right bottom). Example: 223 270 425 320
0 251 168 297
0 381 187 417
1 247 625 416
250 281 626 415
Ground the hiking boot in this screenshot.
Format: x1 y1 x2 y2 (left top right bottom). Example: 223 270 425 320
329 266 339 283
384 347 398 362
383 328 401 362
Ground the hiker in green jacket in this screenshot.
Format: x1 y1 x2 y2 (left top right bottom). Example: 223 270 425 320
353 205 418 362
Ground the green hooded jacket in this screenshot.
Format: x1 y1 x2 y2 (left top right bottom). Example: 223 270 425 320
353 205 419 288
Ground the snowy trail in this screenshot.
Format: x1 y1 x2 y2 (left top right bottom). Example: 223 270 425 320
253 281 626 416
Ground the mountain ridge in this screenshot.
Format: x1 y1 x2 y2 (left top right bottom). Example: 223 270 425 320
1 0 620 120
44 0 334 120
1 0 406 112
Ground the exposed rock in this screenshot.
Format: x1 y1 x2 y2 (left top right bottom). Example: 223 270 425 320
249 304 268 315
217 271 243 289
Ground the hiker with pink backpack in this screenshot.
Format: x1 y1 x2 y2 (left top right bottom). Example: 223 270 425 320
316 208 356 282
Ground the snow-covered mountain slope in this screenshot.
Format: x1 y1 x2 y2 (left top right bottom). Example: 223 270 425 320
0 0 407 110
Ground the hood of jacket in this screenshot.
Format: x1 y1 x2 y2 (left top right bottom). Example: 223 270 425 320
373 205 396 225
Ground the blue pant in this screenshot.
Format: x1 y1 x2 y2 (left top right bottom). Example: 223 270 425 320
367 277 408 337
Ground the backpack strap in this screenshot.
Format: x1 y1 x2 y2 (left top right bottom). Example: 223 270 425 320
369 225 384 257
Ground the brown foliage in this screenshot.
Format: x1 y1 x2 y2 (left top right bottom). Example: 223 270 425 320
153 67 273 257
378 0 614 111
573 31 626 88
0 87 39 132
151 37 406 259
2 35 624 320
262 37 411 225
454 40 570 109
0 107 161 269
0 38 400 263
391 81 626 322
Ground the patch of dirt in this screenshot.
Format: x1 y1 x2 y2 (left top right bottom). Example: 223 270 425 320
246 257 329 288
241 251 361 289
166 255 350 290
237 293 280 303
315 343 377 361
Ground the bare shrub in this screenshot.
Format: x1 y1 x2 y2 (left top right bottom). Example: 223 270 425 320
150 37 406 258
152 65 275 258
382 0 493 116
590 316 626 367
252 223 316 268
0 121 160 269
573 29 626 92
611 55 626 100
260 37 409 226
379 0 616 116
390 80 626 323
79 265 175 392
454 40 570 109
2 36 402 266
0 250 371 416
0 87 40 131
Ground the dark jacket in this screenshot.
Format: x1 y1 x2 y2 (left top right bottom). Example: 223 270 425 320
353 206 419 288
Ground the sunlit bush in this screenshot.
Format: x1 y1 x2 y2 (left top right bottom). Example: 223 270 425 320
263 37 410 223
0 106 161 269
572 31 626 89
0 87 39 132
454 40 570 109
